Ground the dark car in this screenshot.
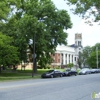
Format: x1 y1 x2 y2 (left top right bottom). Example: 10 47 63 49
41 70 63 78
63 70 77 76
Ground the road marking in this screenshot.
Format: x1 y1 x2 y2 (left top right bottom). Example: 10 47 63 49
0 78 67 90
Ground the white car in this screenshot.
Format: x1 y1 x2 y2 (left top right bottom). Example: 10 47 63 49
79 68 91 75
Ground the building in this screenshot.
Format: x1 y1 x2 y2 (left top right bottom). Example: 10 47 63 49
18 33 83 70
51 33 83 68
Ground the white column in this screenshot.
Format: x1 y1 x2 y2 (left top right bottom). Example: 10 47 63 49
63 53 66 65
60 53 61 64
72 55 73 64
73 55 74 64
60 53 62 68
67 54 69 64
70 54 72 63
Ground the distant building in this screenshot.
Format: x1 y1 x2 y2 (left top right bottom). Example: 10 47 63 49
51 33 83 68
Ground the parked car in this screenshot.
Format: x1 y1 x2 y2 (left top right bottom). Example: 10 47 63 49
79 68 91 75
90 69 97 74
41 70 63 78
63 70 77 76
95 69 100 73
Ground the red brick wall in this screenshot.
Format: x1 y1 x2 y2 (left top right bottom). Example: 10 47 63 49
52 53 60 63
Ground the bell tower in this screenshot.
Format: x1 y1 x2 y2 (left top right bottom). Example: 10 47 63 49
75 33 83 55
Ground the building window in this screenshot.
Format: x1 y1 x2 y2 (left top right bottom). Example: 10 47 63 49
61 53 63 56
80 41 81 46
75 41 77 45
78 41 81 46
75 57 76 61
78 41 79 46
58 59 60 63
53 54 55 56
79 48 81 50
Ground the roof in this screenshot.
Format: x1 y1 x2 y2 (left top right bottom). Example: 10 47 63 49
68 44 76 48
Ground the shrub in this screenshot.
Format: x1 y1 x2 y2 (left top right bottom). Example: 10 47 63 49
47 66 50 69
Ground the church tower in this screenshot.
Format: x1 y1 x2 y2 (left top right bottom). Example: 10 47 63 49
75 33 83 55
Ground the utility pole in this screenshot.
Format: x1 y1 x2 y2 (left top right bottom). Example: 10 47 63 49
32 33 36 77
96 47 98 69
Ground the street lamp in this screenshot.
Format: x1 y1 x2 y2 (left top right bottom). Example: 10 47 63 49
32 33 36 77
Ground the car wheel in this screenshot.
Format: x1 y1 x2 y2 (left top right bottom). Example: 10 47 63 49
50 75 54 78
69 74 71 76
75 73 77 76
60 74 63 77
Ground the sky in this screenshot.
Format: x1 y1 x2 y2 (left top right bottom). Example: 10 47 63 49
51 0 100 47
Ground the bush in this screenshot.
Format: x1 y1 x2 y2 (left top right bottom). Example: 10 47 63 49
76 69 80 74
56 66 60 69
46 66 50 69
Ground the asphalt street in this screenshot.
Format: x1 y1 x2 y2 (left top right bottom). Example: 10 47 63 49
0 74 100 100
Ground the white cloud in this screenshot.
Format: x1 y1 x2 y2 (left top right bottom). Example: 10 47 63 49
52 0 100 47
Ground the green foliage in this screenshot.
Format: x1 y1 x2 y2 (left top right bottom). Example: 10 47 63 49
87 51 100 68
46 65 50 69
92 43 100 51
80 43 100 68
86 43 100 68
0 0 72 72
76 69 81 74
0 16 28 64
66 0 100 23
0 33 20 67
55 66 60 69
15 0 72 69
74 51 83 68
67 63 74 69
81 46 92 66
0 1 10 21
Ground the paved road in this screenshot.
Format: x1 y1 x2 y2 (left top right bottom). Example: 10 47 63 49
0 74 100 100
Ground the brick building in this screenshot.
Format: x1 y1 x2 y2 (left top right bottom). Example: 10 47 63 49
51 33 83 68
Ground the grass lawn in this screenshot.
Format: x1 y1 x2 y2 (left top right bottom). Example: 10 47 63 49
0 68 65 82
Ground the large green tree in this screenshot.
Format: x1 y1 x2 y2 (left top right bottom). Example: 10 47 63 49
0 0 72 74
66 0 100 23
92 43 100 51
81 46 92 66
87 51 100 68
15 0 72 72
0 32 20 73
77 52 83 68
80 44 100 68
89 43 100 68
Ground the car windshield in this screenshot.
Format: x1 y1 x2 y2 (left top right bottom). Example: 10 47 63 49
46 70 54 73
64 70 70 72
81 69 89 71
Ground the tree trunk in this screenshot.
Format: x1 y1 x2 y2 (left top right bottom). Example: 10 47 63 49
0 66 1 74
34 58 37 73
